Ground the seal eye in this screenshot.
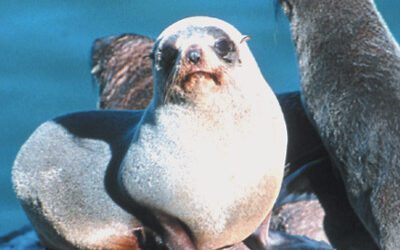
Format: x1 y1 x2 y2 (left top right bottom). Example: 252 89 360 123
214 38 236 63
159 44 178 72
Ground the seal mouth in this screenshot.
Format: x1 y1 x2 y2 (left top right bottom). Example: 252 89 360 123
182 71 222 87
164 68 224 104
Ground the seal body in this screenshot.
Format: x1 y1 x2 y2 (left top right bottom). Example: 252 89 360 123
90 33 335 248
12 16 287 250
118 17 287 249
90 29 335 249
281 0 400 249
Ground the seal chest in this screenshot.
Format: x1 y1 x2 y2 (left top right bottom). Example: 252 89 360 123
119 16 287 249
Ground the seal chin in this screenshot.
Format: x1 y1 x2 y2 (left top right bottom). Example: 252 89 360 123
164 66 226 104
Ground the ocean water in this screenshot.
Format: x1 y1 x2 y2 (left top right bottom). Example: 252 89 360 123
1 0 399 236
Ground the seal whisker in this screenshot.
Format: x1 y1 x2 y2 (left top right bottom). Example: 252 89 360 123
164 64 182 104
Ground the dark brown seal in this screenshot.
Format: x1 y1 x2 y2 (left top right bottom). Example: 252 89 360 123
92 34 153 109
280 0 400 249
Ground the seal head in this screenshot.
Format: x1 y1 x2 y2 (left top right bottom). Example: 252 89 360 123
148 17 264 109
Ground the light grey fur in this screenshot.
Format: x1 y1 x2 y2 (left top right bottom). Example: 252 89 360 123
119 16 287 250
281 0 400 249
12 120 140 250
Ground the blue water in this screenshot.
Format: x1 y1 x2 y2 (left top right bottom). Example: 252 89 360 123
1 1 399 235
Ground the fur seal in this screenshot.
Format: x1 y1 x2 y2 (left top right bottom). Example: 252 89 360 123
91 31 339 249
280 0 400 249
90 31 336 247
91 34 153 110
117 16 288 250
12 16 290 250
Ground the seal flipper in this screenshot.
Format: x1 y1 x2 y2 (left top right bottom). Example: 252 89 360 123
244 214 332 250
275 159 326 208
243 214 271 249
267 231 332 250
154 213 196 250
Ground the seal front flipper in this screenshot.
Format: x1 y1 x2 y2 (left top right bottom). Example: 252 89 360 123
267 231 332 250
91 34 154 110
151 213 196 250
275 159 326 208
244 213 333 250
243 214 270 250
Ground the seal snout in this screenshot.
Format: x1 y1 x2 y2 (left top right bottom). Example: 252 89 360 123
187 46 202 65
174 44 224 92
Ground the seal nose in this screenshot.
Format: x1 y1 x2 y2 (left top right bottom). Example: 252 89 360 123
187 48 201 64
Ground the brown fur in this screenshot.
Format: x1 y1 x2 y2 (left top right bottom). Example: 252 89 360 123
92 34 154 110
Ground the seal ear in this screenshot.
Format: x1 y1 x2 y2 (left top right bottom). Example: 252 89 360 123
240 35 251 44
90 34 155 110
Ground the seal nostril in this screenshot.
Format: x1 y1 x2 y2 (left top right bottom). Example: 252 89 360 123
188 49 201 64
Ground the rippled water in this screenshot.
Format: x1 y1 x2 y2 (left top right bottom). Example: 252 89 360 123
1 0 399 235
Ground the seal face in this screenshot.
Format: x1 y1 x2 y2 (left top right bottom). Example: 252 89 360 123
119 16 287 250
150 19 243 108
